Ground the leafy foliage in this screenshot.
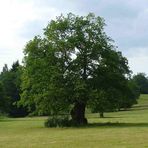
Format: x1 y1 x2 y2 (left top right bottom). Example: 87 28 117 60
0 62 28 117
132 73 148 94
21 13 132 125
44 116 70 127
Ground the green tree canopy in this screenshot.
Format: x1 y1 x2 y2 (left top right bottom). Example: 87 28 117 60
132 73 148 94
0 82 7 113
21 13 131 125
0 62 28 117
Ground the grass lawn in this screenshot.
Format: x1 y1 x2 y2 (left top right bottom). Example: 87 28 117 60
1 94 148 148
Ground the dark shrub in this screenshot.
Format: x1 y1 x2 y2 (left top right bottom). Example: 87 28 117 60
44 116 71 127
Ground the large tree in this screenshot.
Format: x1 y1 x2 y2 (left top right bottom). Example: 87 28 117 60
21 13 130 125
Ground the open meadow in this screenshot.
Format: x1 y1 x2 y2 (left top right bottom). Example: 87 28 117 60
0 94 148 148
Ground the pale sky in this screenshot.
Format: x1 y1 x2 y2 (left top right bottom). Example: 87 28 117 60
0 0 148 74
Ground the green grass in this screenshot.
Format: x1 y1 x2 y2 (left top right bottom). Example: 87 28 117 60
1 94 148 148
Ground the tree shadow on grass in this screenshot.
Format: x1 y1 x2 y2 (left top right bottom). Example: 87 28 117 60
86 122 148 128
131 105 148 111
1 118 148 129
0 118 35 122
91 116 125 119
0 119 21 122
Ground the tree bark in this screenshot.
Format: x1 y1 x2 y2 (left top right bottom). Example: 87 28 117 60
99 112 104 118
70 102 87 125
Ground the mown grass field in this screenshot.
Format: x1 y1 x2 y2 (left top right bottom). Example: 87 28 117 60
1 94 148 148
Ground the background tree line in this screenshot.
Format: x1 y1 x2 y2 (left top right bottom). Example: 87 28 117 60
0 61 28 117
0 61 143 118
0 13 145 126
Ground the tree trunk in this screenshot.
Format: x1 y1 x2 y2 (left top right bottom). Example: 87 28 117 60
99 112 104 118
70 102 87 125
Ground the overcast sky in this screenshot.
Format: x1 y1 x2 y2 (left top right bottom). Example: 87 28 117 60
0 0 148 74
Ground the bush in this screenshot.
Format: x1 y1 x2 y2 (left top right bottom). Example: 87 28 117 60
44 116 71 127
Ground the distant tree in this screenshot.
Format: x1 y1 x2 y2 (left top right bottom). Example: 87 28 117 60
20 13 131 125
0 82 6 113
0 62 28 117
117 79 140 110
88 69 139 117
132 73 148 94
0 64 10 114
89 88 120 118
2 64 8 73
